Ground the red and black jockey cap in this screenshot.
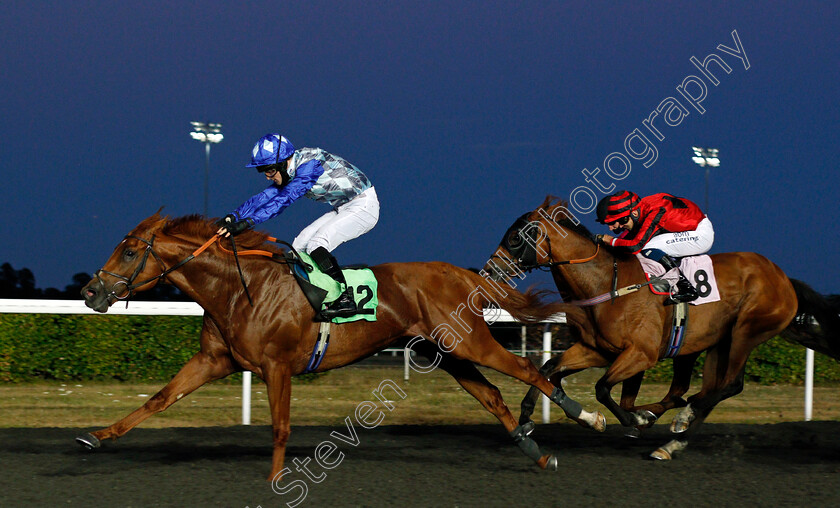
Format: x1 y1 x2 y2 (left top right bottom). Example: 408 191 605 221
596 190 641 224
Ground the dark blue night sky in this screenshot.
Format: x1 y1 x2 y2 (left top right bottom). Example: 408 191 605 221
2 1 838 293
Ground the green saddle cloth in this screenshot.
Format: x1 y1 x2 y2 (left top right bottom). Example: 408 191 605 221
294 252 378 323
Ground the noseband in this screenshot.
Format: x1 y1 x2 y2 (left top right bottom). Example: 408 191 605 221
92 234 218 305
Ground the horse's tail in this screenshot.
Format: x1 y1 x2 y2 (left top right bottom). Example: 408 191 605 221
780 278 840 360
469 273 595 341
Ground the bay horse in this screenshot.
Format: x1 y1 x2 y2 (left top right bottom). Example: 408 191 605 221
484 196 840 459
77 212 601 479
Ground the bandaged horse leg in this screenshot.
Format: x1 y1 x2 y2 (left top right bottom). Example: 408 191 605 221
549 386 606 432
413 340 558 469
519 356 563 426
520 343 609 431
510 424 558 471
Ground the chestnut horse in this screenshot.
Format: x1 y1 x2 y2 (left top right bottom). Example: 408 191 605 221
484 196 840 459
77 212 600 479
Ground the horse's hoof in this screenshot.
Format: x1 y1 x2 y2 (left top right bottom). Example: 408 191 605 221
649 448 672 461
624 427 642 439
640 410 657 424
592 411 607 433
75 433 101 450
521 420 535 436
538 454 558 471
670 420 689 434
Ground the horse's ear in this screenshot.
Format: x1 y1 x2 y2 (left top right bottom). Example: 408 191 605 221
540 195 556 210
140 208 169 234
153 207 171 223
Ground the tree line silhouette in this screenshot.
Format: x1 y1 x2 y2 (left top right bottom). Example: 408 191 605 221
0 262 188 301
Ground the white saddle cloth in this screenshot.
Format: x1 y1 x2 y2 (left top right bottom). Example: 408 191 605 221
637 254 721 305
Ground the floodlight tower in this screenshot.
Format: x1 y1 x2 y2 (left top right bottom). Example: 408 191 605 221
190 122 224 216
691 147 720 212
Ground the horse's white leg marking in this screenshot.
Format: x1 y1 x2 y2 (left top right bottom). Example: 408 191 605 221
580 409 607 432
670 403 695 433
650 439 689 461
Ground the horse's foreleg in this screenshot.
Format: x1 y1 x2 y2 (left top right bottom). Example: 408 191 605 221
521 343 609 431
631 353 699 426
81 351 236 444
594 347 658 428
264 362 293 482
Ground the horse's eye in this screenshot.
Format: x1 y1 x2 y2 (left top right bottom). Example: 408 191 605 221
508 232 522 247
124 249 136 260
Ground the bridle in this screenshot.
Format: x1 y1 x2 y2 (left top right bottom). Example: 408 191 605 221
91 229 298 308
92 233 218 306
493 212 663 306
492 213 600 275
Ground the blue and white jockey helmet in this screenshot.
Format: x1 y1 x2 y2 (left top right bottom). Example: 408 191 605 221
246 133 295 169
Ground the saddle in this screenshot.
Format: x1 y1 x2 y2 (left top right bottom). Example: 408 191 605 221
284 251 379 323
637 254 721 305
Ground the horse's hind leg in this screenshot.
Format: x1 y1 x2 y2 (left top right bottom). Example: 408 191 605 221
519 355 563 426
413 341 557 470
446 327 605 432
77 320 236 446
652 332 767 461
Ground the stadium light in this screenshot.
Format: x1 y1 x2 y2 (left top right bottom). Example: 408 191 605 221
190 122 224 216
692 147 720 212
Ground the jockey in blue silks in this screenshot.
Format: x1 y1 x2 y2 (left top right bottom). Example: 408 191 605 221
217 133 380 318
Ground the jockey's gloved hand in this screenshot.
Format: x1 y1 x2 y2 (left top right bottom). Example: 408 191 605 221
215 214 252 237
215 214 237 228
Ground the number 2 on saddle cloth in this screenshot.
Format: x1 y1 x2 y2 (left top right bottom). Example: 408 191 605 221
284 250 378 323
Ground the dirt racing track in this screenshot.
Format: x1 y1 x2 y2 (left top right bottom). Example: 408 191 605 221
3 422 840 507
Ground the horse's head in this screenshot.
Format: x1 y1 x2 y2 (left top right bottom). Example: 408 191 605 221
483 196 599 282
81 213 170 312
483 211 542 282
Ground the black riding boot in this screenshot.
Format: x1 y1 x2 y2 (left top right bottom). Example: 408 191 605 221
659 254 698 304
310 247 357 318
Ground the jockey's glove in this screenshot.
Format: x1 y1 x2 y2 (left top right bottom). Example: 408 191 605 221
215 214 252 237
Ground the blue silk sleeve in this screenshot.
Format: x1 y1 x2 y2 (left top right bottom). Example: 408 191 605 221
233 160 324 225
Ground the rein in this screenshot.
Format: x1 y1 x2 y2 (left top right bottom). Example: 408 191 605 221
220 236 303 306
495 215 662 307
94 219 314 311
492 238 600 273
94 232 296 308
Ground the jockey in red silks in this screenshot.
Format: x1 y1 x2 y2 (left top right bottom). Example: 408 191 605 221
594 190 714 304
216 133 379 318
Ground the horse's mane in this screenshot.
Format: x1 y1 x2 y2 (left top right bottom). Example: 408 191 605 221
154 214 286 254
536 196 633 260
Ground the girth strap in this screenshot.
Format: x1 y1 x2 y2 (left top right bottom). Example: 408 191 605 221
304 321 331 373
665 302 689 358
